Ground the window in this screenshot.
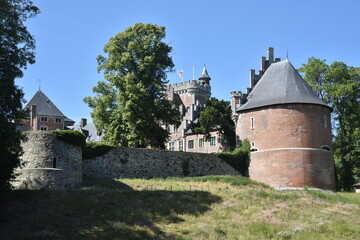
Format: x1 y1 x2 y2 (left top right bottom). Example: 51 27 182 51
41 117 48 122
321 145 331 151
210 136 216 146
52 157 57 168
188 140 194 149
169 142 175 151
55 118 62 123
199 138 205 148
40 125 48 131
252 142 255 147
250 117 255 129
178 140 183 151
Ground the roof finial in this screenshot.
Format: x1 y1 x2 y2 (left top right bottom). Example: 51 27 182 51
286 48 289 62
37 79 42 90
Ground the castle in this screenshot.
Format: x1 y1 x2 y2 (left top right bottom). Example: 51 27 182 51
231 48 335 190
13 47 336 191
165 67 228 153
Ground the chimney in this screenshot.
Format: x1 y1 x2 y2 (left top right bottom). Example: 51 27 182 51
267 47 274 64
80 118 87 128
30 105 36 127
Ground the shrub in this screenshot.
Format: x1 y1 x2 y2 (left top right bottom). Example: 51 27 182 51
52 130 86 148
83 142 115 159
216 139 250 176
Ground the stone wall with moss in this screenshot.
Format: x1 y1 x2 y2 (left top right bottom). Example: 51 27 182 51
12 131 82 189
83 147 239 179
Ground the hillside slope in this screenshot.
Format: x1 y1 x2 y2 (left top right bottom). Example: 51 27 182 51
1 176 359 240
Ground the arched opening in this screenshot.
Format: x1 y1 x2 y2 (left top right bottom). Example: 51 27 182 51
321 145 331 151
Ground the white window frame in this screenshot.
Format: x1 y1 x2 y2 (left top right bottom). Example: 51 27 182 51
178 140 183 151
188 140 194 149
199 138 205 148
169 142 175 151
210 136 216 146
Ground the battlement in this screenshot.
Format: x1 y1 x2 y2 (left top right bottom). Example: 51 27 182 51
231 91 243 97
168 80 211 93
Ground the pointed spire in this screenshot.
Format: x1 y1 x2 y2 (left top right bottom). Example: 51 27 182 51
199 65 211 80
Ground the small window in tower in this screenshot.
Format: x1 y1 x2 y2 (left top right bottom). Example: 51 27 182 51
321 145 331 151
250 117 255 129
53 157 57 168
324 115 328 128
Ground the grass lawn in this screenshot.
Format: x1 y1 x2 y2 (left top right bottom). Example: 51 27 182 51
1 175 359 240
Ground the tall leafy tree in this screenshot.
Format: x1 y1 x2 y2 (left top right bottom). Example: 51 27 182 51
84 23 180 149
299 58 360 191
194 97 236 148
0 0 39 191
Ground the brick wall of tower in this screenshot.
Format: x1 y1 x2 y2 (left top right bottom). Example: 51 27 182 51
237 103 335 190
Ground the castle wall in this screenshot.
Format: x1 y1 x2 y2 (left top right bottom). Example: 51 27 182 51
83 147 238 179
12 131 82 189
237 103 335 190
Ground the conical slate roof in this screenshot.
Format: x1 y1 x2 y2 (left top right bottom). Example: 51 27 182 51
25 90 66 117
237 60 331 112
199 66 211 80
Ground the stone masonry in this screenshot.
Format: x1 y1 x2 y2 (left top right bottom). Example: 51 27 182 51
83 147 239 179
12 131 82 189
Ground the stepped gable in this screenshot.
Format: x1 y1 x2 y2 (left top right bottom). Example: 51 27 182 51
237 60 331 112
25 90 65 117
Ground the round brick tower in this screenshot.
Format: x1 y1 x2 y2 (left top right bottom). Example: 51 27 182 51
236 60 335 190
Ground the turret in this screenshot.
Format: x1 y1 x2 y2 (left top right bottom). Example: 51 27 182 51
199 66 211 86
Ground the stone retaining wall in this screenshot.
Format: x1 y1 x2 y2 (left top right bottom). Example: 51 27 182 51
83 147 239 179
12 131 82 190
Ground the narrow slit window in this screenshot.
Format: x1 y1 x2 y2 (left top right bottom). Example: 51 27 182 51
52 157 57 168
250 117 255 129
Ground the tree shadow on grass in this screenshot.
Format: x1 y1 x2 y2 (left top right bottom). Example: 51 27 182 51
0 177 222 240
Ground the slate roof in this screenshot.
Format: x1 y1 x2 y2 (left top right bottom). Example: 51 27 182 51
199 66 211 80
25 90 66 117
237 60 331 112
66 123 103 142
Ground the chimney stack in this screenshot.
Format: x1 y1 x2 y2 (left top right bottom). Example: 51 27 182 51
80 118 87 128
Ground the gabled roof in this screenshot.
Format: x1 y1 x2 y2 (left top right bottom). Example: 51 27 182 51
199 66 211 80
25 90 66 117
237 60 331 112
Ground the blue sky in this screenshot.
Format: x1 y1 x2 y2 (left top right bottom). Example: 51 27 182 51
18 0 360 124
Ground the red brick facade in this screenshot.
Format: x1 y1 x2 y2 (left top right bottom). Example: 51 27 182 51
237 104 335 190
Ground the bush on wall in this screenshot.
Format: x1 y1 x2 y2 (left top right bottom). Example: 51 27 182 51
52 130 86 149
83 142 115 159
215 139 251 176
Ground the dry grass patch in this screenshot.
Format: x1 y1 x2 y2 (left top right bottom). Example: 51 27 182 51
0 176 359 239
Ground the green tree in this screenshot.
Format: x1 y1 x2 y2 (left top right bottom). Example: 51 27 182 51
298 57 329 101
194 97 236 148
299 58 360 191
84 23 180 149
0 0 39 191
